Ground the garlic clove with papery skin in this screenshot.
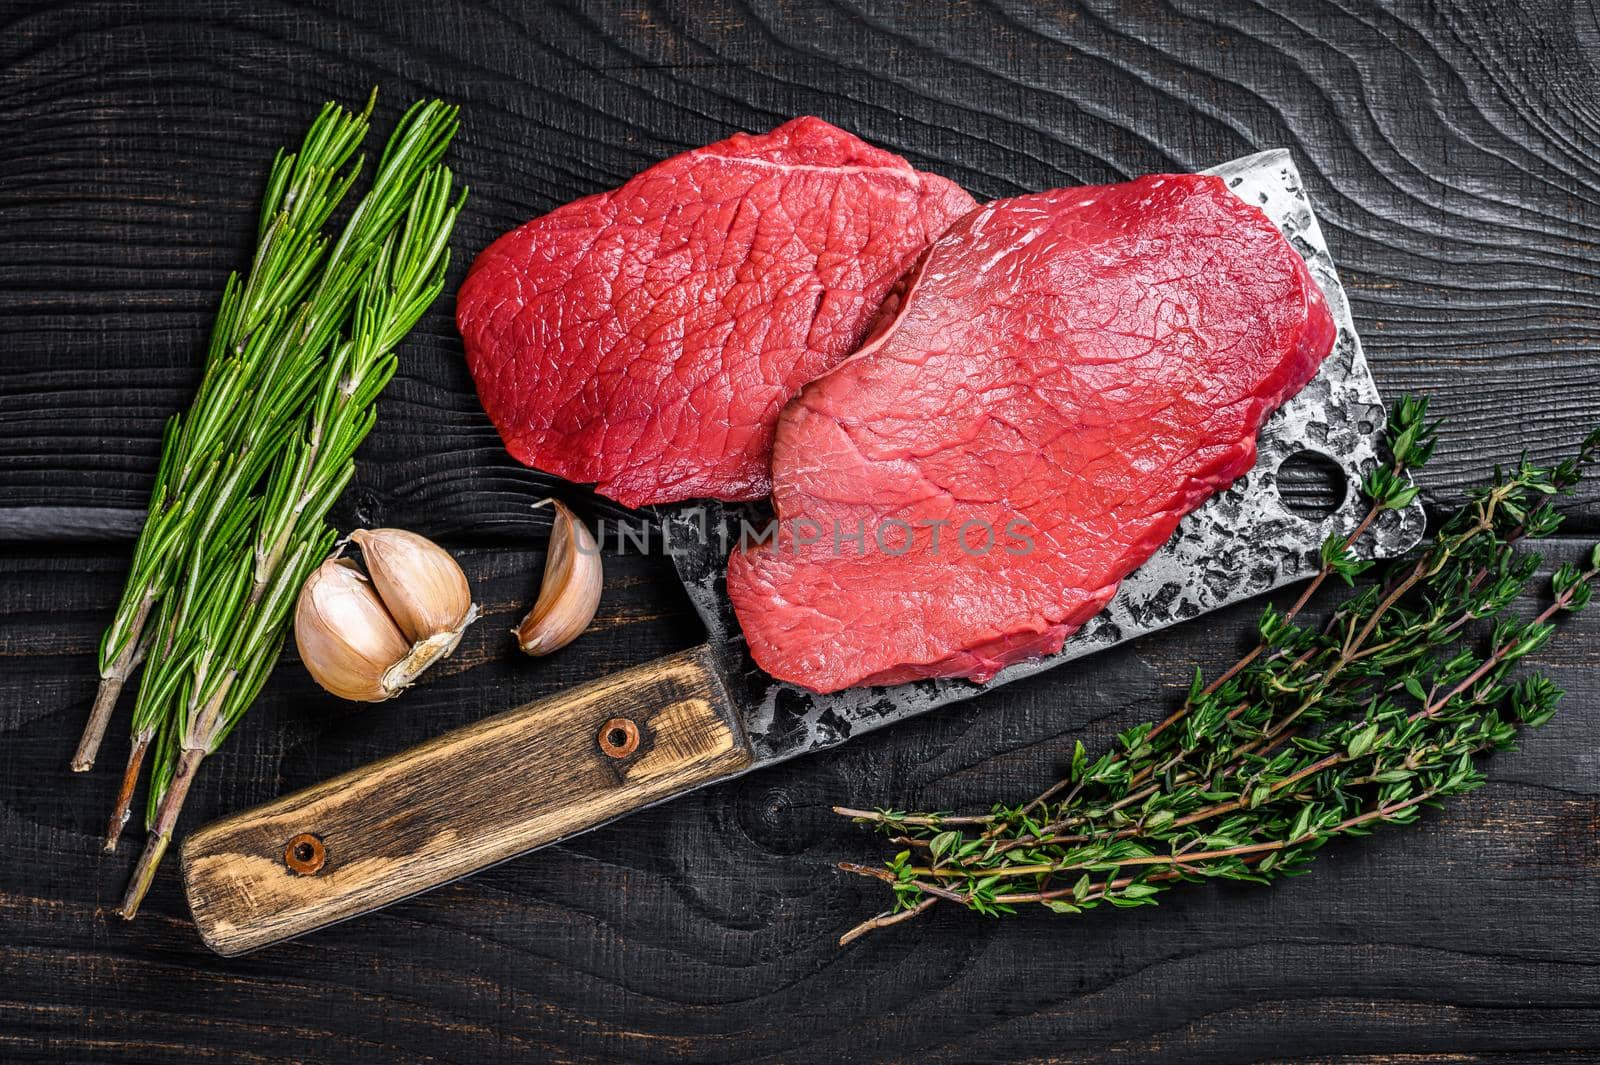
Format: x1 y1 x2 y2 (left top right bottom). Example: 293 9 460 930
351 528 473 644
294 531 480 703
516 500 602 656
295 559 413 702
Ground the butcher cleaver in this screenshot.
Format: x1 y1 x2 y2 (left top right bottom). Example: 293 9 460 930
180 150 1424 955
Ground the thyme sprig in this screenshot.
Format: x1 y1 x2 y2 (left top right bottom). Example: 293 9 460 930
837 399 1600 944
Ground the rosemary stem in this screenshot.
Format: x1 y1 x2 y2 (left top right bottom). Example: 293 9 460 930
75 676 128 773
104 729 153 852
73 594 154 771
118 747 204 919
100 102 462 914
84 99 374 774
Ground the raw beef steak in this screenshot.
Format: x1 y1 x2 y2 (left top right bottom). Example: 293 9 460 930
456 117 976 508
727 174 1337 693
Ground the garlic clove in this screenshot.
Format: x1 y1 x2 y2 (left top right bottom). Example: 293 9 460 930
382 607 478 693
516 500 602 656
350 528 474 644
295 558 412 702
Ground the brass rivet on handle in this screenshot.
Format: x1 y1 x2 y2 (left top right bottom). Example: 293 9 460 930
598 717 640 759
284 833 327 876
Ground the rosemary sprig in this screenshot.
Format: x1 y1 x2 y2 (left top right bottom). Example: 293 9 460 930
99 98 461 855
116 162 466 918
75 96 374 771
837 399 1600 944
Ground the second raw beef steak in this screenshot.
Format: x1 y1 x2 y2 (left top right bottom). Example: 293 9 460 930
727 174 1338 693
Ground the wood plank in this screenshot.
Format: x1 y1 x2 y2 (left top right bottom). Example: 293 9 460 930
3 0 1598 544
3 535 1597 1061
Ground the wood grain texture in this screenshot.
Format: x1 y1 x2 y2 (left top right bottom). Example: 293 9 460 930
183 643 748 956
3 0 1600 1061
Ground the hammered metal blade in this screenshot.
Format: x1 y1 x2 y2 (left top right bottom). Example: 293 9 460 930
664 149 1425 769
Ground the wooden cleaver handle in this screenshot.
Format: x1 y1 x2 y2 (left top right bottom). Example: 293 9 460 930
181 645 751 956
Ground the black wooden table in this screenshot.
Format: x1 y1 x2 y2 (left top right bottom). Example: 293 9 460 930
5 2 1599 1061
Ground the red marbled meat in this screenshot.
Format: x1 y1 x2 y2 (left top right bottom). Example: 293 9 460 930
727 174 1337 693
456 117 976 508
